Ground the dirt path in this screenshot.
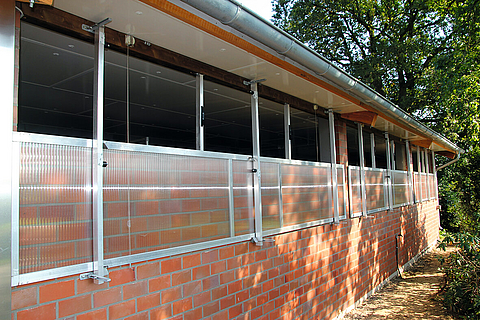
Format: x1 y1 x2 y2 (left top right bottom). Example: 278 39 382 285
343 247 454 319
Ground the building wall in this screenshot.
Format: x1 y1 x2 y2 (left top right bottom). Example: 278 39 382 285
11 200 440 320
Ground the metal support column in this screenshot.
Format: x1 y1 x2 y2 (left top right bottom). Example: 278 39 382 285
196 74 204 151
385 133 393 210
370 133 376 169
328 109 339 223
417 145 422 202
425 149 431 199
405 140 413 204
245 79 264 245
0 0 14 314
90 20 111 284
284 103 291 160
432 151 438 201
358 123 367 216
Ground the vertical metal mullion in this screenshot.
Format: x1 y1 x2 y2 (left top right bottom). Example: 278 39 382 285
196 74 204 151
250 82 263 242
416 145 421 202
370 133 376 169
405 140 413 204
92 25 107 283
432 151 438 201
284 103 291 160
11 142 19 287
228 159 234 237
425 149 432 200
278 163 284 228
328 110 339 223
358 123 367 217
385 133 393 210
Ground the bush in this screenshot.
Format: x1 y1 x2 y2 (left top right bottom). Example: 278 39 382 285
438 232 480 318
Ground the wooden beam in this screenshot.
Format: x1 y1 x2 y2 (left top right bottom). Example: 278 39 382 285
436 151 456 159
340 111 378 126
410 139 433 149
17 0 53 5
18 2 324 117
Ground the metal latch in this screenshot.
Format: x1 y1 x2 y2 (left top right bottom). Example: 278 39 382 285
82 18 112 33
79 268 111 284
250 236 275 246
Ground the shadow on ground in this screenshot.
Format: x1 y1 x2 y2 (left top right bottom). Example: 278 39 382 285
343 247 455 319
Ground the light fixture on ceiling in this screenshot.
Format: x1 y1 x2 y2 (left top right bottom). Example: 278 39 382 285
53 52 59 56
220 48 226 52
275 73 280 76
156 71 162 74
68 44 74 48
135 11 143 15
213 88 218 91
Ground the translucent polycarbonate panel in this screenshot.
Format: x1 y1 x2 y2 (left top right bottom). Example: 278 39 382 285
365 169 387 212
392 170 409 206
428 174 437 199
103 150 230 259
337 166 346 218
261 162 281 231
414 172 422 202
19 142 92 274
349 166 362 217
232 160 254 236
281 164 332 226
421 173 428 201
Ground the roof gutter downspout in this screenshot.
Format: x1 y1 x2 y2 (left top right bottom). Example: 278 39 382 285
436 152 462 172
179 0 462 154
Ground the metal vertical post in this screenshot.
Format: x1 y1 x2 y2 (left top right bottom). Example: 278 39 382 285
196 74 204 151
0 0 14 313
328 109 339 223
228 159 235 237
405 140 413 204
92 24 108 284
385 133 393 210
278 164 284 228
249 81 263 244
284 103 291 160
417 145 422 201
358 123 367 216
432 151 438 201
370 133 376 169
425 149 430 199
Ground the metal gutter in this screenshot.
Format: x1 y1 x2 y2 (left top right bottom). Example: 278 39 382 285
179 0 462 154
436 152 461 171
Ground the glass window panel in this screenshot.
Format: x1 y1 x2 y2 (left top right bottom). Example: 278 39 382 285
393 171 409 205
19 142 93 273
259 99 285 158
375 135 388 169
204 81 252 155
365 169 386 212
363 133 372 167
290 109 317 162
349 166 362 216
347 126 360 166
18 23 94 138
104 50 196 148
395 143 407 171
232 160 254 236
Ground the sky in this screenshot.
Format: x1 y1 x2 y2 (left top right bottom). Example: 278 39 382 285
237 0 274 21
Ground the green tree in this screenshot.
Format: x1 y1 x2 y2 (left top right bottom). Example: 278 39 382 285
272 0 478 113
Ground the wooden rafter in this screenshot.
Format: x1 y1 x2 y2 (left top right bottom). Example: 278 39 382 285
340 111 378 126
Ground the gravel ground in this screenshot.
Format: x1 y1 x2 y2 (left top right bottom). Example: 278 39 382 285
343 247 455 320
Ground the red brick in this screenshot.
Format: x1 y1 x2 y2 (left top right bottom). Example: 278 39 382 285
137 262 160 280
211 260 227 274
194 291 211 307
202 250 219 263
203 275 220 290
162 286 182 304
193 265 210 280
150 304 172 320
124 312 149 320
203 301 220 317
183 253 201 269
39 280 75 303
184 307 202 320
173 297 193 315
219 246 234 260
12 286 37 310
220 270 235 284
17 303 56 320
149 275 171 292
138 292 160 311
162 257 182 274
94 287 122 307
77 308 107 320
123 281 148 300
220 295 235 309
183 280 202 297
109 299 135 319
109 267 135 286
58 294 91 317
172 270 192 286
211 310 229 320
229 304 243 318
212 285 228 301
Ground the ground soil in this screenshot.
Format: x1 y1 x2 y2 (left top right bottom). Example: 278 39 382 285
343 247 456 319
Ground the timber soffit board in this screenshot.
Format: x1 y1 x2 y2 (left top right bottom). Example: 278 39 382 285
24 0 457 154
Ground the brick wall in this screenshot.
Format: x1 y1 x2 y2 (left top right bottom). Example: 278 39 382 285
11 200 440 320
